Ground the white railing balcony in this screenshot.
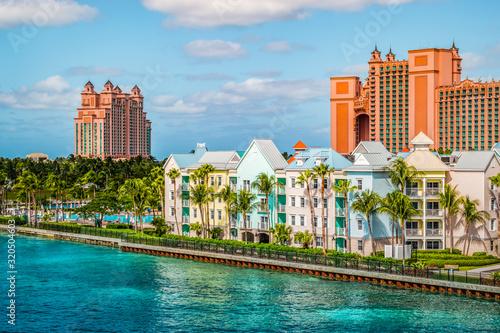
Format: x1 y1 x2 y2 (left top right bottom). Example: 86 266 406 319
259 223 269 230
182 216 190 223
230 184 237 192
336 247 347 253
257 206 269 213
277 187 285 194
335 208 345 216
425 188 441 196
182 200 190 207
181 183 189 191
426 229 443 236
230 218 237 227
406 229 423 236
241 185 251 191
335 191 343 197
336 227 346 236
405 188 422 197
426 209 443 217
277 205 286 213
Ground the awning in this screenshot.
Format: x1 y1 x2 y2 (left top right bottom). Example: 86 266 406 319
182 224 190 233
230 228 238 236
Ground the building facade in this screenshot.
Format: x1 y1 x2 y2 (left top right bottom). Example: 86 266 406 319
330 44 491 154
75 81 151 159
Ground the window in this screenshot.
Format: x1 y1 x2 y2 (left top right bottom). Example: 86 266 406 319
245 215 250 224
294 237 302 245
491 240 495 251
313 197 319 208
291 177 296 188
357 218 363 231
210 176 214 186
491 199 497 211
261 216 269 229
260 198 267 210
491 219 497 231
426 241 440 250
193 208 197 218
300 197 305 208
408 241 419 250
217 210 222 221
291 215 296 226
411 201 419 209
356 179 363 190
218 197 222 203
427 202 439 210
170 207 175 216
323 198 328 209
324 217 328 229
217 176 222 186
406 221 418 229
490 179 496 190
316 237 323 247
312 179 318 189
243 179 250 191
171 224 175 232
210 209 214 220
170 191 174 200
313 217 318 227
358 240 363 251
291 197 296 207
427 221 439 229
300 216 305 226
169 177 173 184
323 178 328 190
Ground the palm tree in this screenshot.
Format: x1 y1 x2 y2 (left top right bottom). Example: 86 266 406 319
294 230 313 249
460 196 490 255
385 158 422 194
183 184 213 239
14 171 37 226
332 179 357 253
351 190 382 256
296 170 317 248
230 189 258 244
252 172 284 240
394 194 421 266
379 190 404 258
119 178 150 235
269 223 292 245
189 221 203 237
489 173 500 256
313 163 334 254
199 164 215 230
438 184 462 253
217 185 236 240
0 171 9 215
82 170 97 197
167 168 180 233
45 174 63 222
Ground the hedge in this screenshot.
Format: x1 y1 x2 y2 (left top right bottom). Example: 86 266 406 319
423 258 500 268
105 223 133 230
0 217 26 225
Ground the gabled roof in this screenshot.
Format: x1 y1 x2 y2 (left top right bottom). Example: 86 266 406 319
164 145 207 169
405 150 449 171
410 132 434 145
285 147 352 170
343 153 390 172
187 151 240 170
238 139 287 170
104 80 113 86
452 151 497 171
293 141 307 149
352 141 392 159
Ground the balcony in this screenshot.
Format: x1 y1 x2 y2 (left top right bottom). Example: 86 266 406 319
406 229 423 236
426 229 443 236
335 191 343 197
181 183 189 191
405 188 422 197
277 205 286 213
425 188 441 196
336 227 346 236
335 208 345 216
182 216 190 223
277 187 286 195
336 247 347 253
182 200 190 207
426 209 443 217
230 183 237 192
230 218 237 227
257 206 269 213
260 223 269 230
241 185 251 191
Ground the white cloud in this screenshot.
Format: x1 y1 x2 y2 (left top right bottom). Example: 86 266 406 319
142 0 415 28
149 94 179 106
461 52 489 71
0 75 79 110
340 63 369 76
247 69 283 78
66 66 125 77
0 0 99 29
185 91 246 105
150 100 206 115
184 40 247 60
261 40 313 53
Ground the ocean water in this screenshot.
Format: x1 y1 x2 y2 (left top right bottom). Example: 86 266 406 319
1 233 499 333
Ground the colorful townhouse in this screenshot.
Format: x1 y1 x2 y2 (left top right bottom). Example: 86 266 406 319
284 145 352 251
447 151 500 255
235 139 288 243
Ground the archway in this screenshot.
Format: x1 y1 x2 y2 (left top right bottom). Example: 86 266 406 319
356 113 370 143
242 232 254 243
257 233 269 244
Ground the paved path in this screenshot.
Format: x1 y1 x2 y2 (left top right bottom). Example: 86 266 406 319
467 264 500 273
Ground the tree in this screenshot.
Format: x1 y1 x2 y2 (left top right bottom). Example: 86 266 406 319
118 178 150 236
216 185 236 240
385 158 422 194
167 168 180 234
82 170 98 197
332 179 357 253
183 184 213 239
45 174 63 222
208 227 223 239
460 196 490 255
394 194 421 266
269 223 292 245
74 193 120 228
230 189 258 244
296 169 317 248
189 221 203 237
15 171 39 226
489 173 500 256
151 216 168 237
199 164 215 230
313 163 334 254
438 184 462 253
294 230 313 249
351 190 381 256
379 191 404 258
252 172 284 238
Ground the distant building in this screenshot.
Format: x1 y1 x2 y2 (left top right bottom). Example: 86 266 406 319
74 81 151 159
26 153 50 162
330 43 500 153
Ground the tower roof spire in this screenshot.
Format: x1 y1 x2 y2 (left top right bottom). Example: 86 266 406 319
451 39 457 50
373 43 379 53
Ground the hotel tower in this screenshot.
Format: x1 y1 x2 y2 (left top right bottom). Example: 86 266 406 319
331 43 500 153
74 81 151 159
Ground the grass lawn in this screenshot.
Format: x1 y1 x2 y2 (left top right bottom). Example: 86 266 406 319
458 263 500 271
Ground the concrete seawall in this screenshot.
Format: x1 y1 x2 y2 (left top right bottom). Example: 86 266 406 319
3 225 500 300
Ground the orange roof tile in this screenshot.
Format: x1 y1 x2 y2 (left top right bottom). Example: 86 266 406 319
401 147 410 152
287 153 298 164
293 141 307 149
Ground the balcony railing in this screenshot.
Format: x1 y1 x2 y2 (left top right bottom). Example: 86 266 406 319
336 227 346 236
425 188 441 196
335 208 345 216
230 218 237 227
426 229 443 236
260 223 269 230
257 206 269 213
277 205 286 213
336 247 347 253
181 183 189 191
241 185 251 191
406 229 423 236
277 187 286 195
182 216 190 223
335 191 343 197
182 200 190 207
230 184 237 192
426 209 443 217
405 188 422 197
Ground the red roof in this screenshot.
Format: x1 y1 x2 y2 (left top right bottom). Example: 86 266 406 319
287 153 298 164
401 147 410 152
293 140 307 149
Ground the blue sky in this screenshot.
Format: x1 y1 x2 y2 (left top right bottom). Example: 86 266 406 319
1 0 500 159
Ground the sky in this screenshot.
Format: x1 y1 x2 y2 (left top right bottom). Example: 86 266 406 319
1 0 500 160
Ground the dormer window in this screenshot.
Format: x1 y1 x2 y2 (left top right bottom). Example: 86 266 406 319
297 159 303 166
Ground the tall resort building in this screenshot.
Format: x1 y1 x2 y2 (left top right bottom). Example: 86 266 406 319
331 43 500 154
74 81 151 159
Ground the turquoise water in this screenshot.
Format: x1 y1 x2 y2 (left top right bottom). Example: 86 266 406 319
1 233 499 333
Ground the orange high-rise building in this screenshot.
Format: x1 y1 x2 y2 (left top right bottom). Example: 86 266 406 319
74 81 151 159
329 43 495 153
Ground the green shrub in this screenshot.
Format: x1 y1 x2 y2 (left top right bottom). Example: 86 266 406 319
424 258 500 268
472 252 487 257
106 223 133 230
0 217 26 225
